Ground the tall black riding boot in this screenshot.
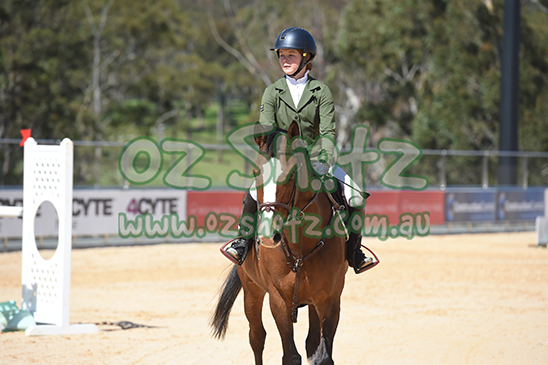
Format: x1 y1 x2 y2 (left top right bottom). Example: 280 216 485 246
346 206 375 274
224 191 257 265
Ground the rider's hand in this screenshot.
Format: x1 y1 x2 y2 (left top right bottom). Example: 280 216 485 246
312 161 330 176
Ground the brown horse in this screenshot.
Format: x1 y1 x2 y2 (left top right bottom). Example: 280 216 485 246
211 122 352 365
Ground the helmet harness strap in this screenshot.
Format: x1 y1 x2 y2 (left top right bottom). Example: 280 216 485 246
288 52 316 78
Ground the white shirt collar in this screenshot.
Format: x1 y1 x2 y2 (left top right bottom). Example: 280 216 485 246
285 70 309 85
285 71 309 108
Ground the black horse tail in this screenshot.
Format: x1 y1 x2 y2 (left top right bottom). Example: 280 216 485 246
210 265 242 340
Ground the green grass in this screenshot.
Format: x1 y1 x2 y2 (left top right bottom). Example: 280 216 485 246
76 100 257 189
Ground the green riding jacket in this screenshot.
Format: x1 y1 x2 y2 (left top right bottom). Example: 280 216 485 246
259 76 336 165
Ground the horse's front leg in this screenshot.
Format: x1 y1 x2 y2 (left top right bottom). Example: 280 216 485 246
269 291 301 365
241 274 267 365
307 299 340 365
305 305 321 361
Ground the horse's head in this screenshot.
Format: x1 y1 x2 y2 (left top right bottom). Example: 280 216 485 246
253 121 312 246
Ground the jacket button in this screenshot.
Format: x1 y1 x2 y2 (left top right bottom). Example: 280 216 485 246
294 116 298 120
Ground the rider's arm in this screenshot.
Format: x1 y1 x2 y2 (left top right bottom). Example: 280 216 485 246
259 85 277 128
318 84 336 167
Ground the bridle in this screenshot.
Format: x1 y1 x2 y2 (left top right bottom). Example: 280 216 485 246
257 173 319 223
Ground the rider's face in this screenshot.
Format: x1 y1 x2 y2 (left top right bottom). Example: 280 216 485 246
278 49 304 78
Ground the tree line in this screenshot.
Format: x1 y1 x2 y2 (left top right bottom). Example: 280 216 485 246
1 0 547 186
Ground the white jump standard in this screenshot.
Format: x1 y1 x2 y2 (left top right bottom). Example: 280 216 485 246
536 188 548 246
20 137 97 336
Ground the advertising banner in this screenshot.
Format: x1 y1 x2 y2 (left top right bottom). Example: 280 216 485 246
366 190 444 225
445 191 496 222
496 190 545 221
0 189 187 238
3 187 544 239
187 191 244 228
365 191 400 222
400 191 445 225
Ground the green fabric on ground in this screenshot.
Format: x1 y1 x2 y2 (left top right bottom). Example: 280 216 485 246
0 300 36 332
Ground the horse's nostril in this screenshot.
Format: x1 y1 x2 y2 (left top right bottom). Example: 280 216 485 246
273 232 282 243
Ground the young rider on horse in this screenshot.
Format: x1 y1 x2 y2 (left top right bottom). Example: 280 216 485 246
223 27 375 274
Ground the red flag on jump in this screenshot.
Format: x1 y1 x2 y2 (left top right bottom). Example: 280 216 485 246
20 129 31 146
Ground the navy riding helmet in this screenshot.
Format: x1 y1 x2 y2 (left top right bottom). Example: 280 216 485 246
271 27 316 77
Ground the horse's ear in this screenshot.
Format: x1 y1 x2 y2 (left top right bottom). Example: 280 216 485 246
288 121 299 140
254 121 266 147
